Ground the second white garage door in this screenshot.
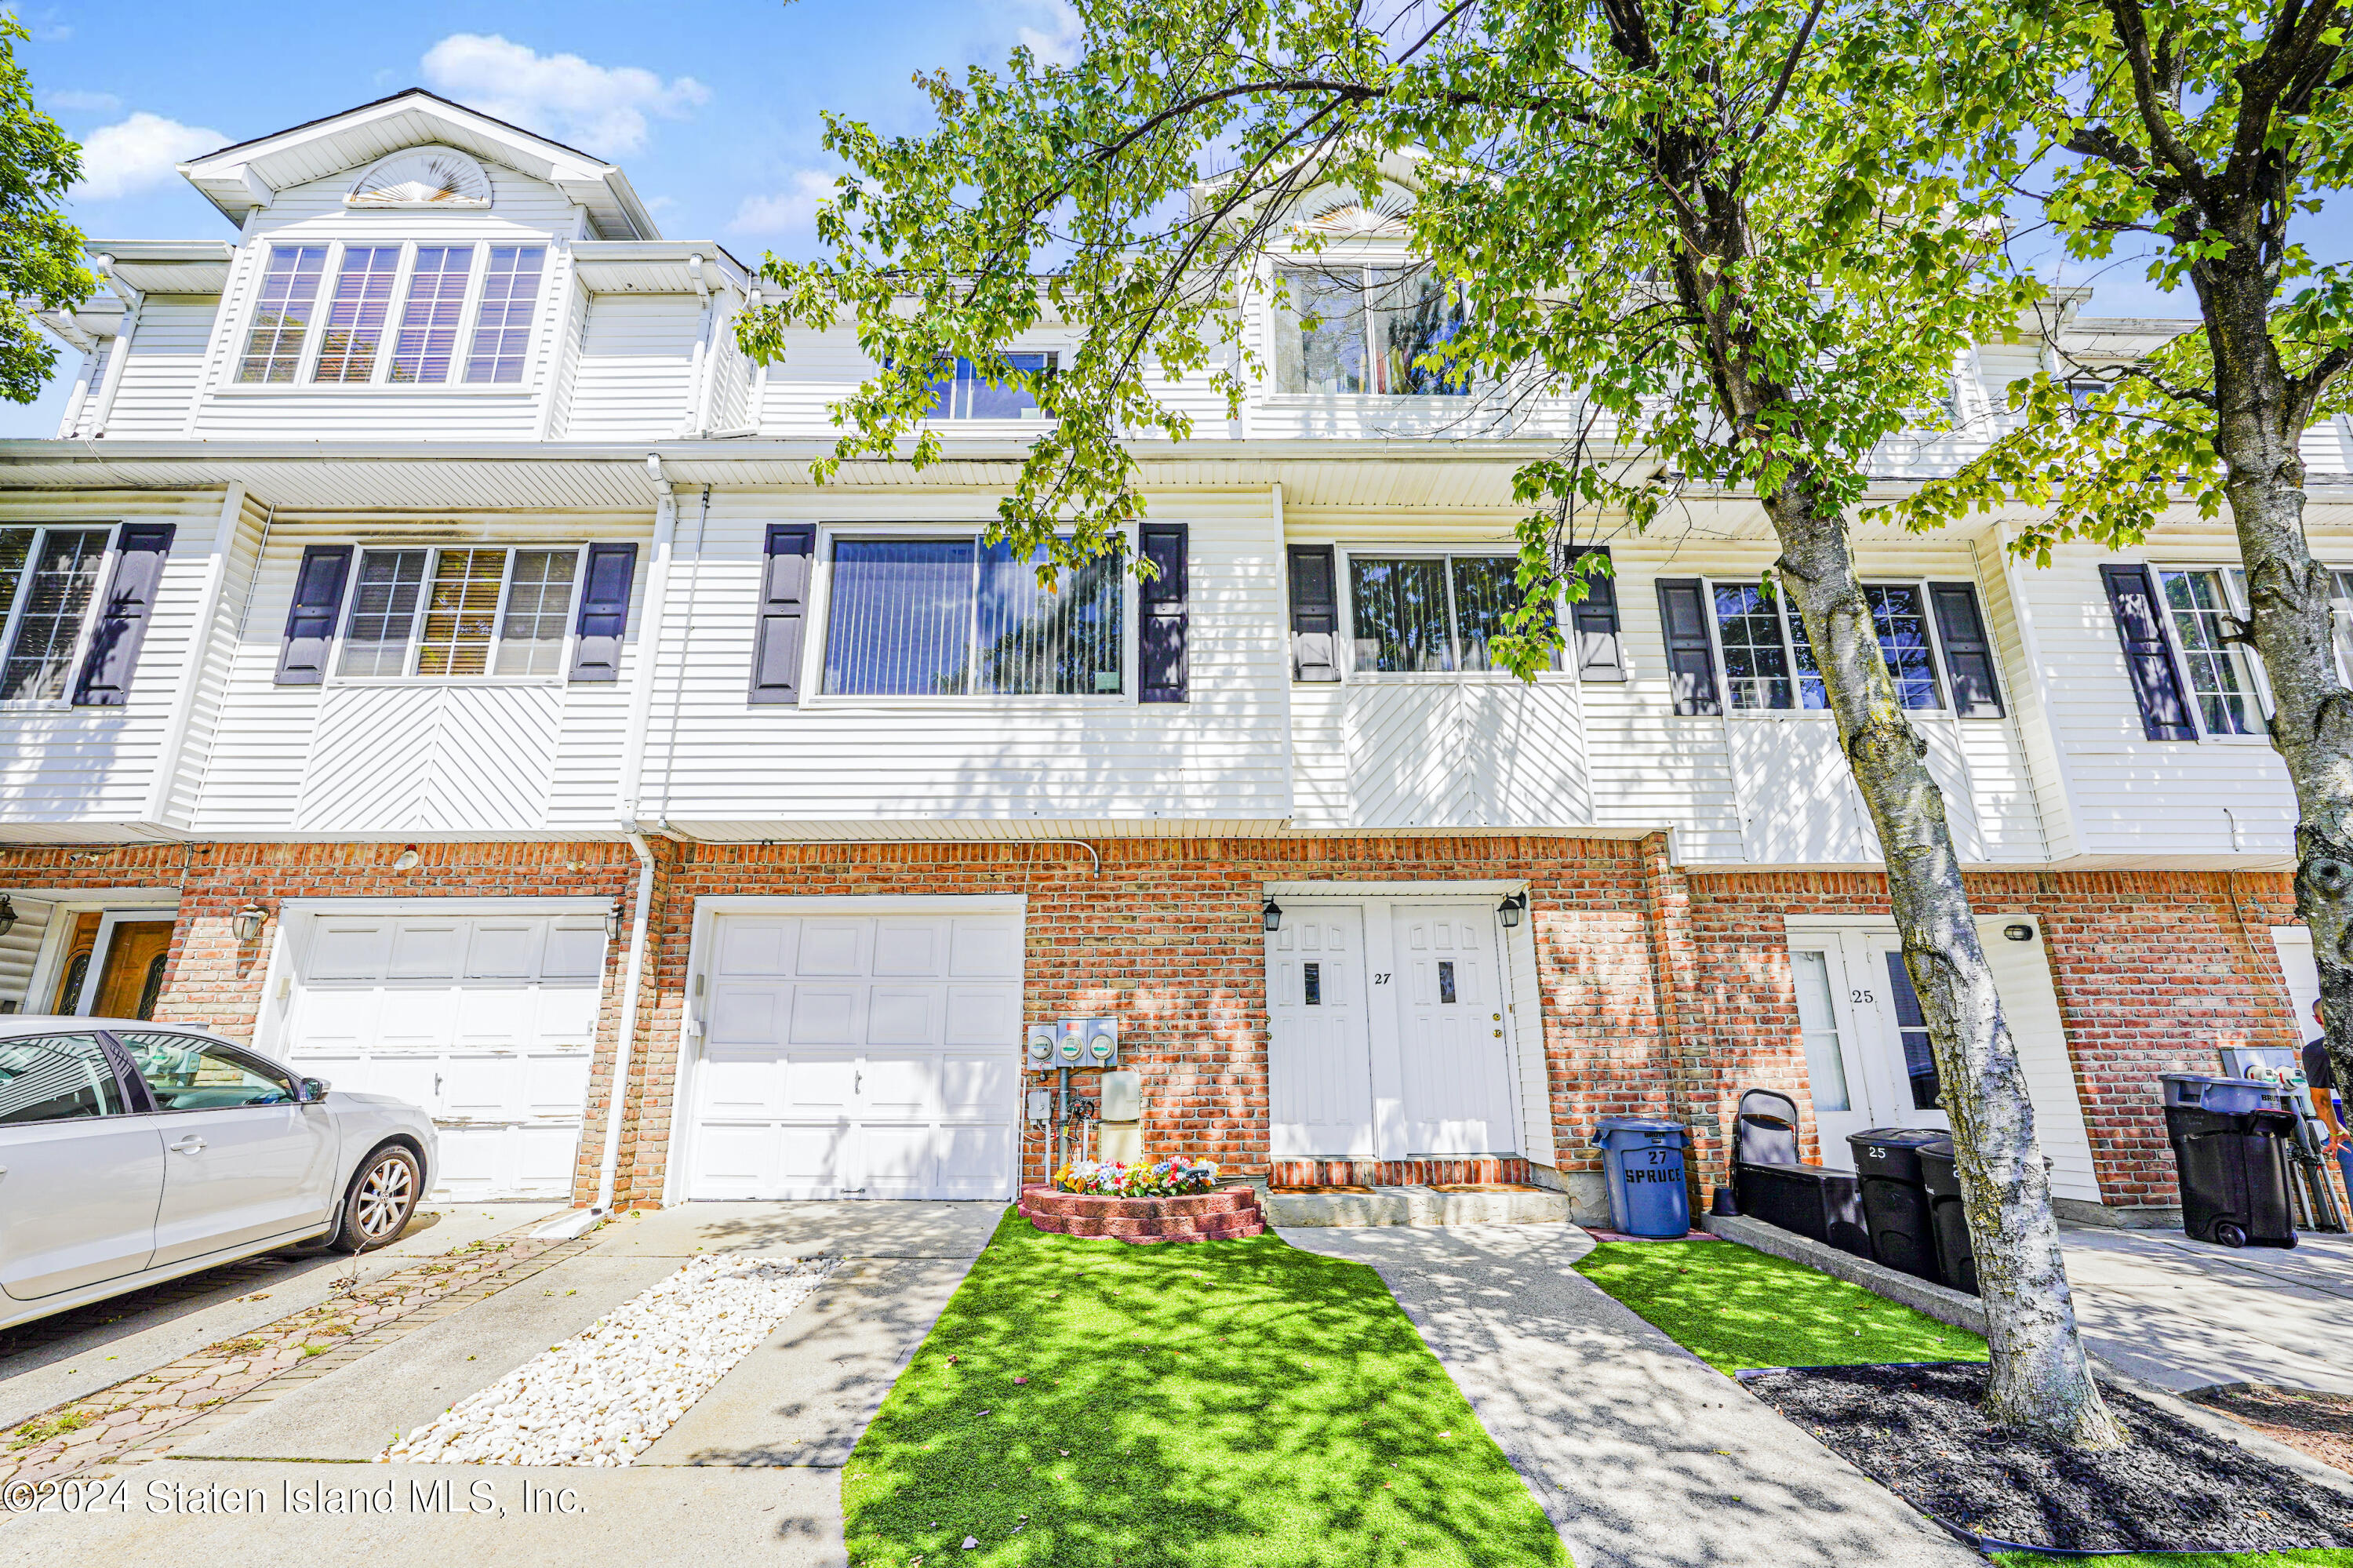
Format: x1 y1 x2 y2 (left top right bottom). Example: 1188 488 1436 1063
275 909 608 1200
686 910 1022 1201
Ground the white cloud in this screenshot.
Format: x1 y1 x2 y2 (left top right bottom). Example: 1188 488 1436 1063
421 34 708 157
729 170 837 236
48 89 121 113
1009 0 1082 66
73 111 224 201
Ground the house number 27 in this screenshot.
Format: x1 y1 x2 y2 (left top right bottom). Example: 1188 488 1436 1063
1373 973 1391 984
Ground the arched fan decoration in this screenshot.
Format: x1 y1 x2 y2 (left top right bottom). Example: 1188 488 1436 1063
345 149 494 209
1301 192 1413 234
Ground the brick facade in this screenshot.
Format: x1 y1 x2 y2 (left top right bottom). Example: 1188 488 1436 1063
0 837 2306 1221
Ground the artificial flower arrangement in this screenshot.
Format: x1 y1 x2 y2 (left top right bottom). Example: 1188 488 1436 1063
1052 1156 1220 1196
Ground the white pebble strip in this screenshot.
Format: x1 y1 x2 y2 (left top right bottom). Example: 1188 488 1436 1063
379 1253 833 1468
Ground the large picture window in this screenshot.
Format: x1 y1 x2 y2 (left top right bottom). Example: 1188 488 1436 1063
464 246 546 384
821 536 1123 697
334 545 581 679
1347 553 1538 673
1273 267 1470 396
236 245 327 384
0 526 111 701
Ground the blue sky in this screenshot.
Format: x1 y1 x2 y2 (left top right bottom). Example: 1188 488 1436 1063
1 0 1088 435
4 2 2311 438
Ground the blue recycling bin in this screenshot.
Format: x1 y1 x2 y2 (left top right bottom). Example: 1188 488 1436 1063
1594 1117 1694 1236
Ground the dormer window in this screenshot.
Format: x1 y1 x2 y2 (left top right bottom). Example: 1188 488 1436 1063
236 246 327 384
1273 266 1470 396
228 239 547 390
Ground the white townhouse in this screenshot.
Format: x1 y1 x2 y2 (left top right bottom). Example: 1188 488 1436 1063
2 90 2348 1227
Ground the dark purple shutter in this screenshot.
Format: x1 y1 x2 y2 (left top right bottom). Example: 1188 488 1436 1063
749 524 815 704
569 542 638 682
1138 522 1188 703
1929 582 2004 718
71 522 176 707
1654 578 1720 715
2100 563 2195 741
275 544 352 686
1573 547 1624 680
1287 544 1340 682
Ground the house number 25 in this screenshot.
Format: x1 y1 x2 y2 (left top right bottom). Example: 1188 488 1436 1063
1849 988 1874 1004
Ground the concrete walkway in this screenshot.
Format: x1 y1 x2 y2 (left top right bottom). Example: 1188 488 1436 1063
2061 1224 2353 1395
1279 1222 1984 1568
0 1202 996 1568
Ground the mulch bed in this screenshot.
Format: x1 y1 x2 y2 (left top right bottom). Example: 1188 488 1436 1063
1744 1362 2353 1554
2185 1384 2353 1479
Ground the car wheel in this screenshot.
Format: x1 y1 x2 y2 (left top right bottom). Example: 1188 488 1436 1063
335 1145 422 1253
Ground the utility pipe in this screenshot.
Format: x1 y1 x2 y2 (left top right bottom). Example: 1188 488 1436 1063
593 828 659 1213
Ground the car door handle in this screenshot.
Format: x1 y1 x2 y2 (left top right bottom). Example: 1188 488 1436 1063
169 1136 208 1155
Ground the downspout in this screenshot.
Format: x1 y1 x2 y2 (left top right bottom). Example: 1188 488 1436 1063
594 828 659 1213
591 453 680 1213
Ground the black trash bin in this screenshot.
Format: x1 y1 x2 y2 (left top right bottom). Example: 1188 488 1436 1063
1913 1137 1979 1296
2161 1073 2298 1250
1848 1129 1950 1285
1730 1089 1870 1257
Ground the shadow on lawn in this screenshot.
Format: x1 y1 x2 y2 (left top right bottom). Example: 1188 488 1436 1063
841 1209 1569 1567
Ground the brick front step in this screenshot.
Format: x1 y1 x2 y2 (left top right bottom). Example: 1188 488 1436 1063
1271 1157 1532 1190
1018 1184 1265 1244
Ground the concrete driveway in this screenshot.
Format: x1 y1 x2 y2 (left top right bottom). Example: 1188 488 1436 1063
0 1202 999 1567
2062 1224 2353 1394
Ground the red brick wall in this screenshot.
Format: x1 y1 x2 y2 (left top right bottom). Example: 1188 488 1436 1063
626 835 1682 1205
1682 868 2302 1211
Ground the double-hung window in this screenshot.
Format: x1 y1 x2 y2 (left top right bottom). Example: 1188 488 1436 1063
1674 576 2002 717
231 240 547 388
0 526 111 701
2155 566 2264 737
1346 553 1546 673
334 545 581 679
1274 266 1470 396
820 535 1124 697
922 353 1057 419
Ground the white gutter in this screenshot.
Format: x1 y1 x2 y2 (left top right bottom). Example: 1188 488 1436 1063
614 454 678 824
593 827 659 1213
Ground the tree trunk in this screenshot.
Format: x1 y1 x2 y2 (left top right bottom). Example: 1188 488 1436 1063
1768 478 2126 1450
2195 262 2353 1099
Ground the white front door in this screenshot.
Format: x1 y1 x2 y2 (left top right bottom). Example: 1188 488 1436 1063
278 910 607 1199
1787 930 1951 1170
687 911 1020 1200
1266 906 1374 1159
1395 904 1517 1157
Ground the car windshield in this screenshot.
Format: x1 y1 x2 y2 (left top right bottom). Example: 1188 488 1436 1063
120 1033 294 1111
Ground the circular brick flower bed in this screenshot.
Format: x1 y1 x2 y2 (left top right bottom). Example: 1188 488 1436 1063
1017 1184 1266 1244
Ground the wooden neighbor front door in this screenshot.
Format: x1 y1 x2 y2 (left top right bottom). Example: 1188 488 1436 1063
89 920 174 1020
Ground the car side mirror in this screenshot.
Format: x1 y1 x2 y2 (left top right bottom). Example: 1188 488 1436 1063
300 1078 330 1102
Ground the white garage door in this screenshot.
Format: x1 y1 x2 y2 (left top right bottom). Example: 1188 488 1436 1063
688 911 1021 1201
278 911 608 1200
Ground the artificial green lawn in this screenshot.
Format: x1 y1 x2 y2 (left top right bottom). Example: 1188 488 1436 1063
841 1207 1568 1568
1572 1238 1988 1373
1994 1554 2353 1566
1995 1544 2344 1553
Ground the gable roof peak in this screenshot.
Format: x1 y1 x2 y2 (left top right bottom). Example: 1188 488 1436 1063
175 88 659 242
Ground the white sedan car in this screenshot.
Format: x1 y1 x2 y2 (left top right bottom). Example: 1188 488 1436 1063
0 1017 437 1333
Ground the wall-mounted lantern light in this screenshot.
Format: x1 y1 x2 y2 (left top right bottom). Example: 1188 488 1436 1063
0 896 16 940
231 902 269 943
391 845 422 871
2003 923 2035 943
1262 897 1283 933
606 899 626 941
1498 891 1529 930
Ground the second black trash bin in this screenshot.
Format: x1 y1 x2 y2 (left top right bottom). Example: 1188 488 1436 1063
2161 1073 2298 1249
1913 1136 1979 1296
1848 1128 1949 1285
